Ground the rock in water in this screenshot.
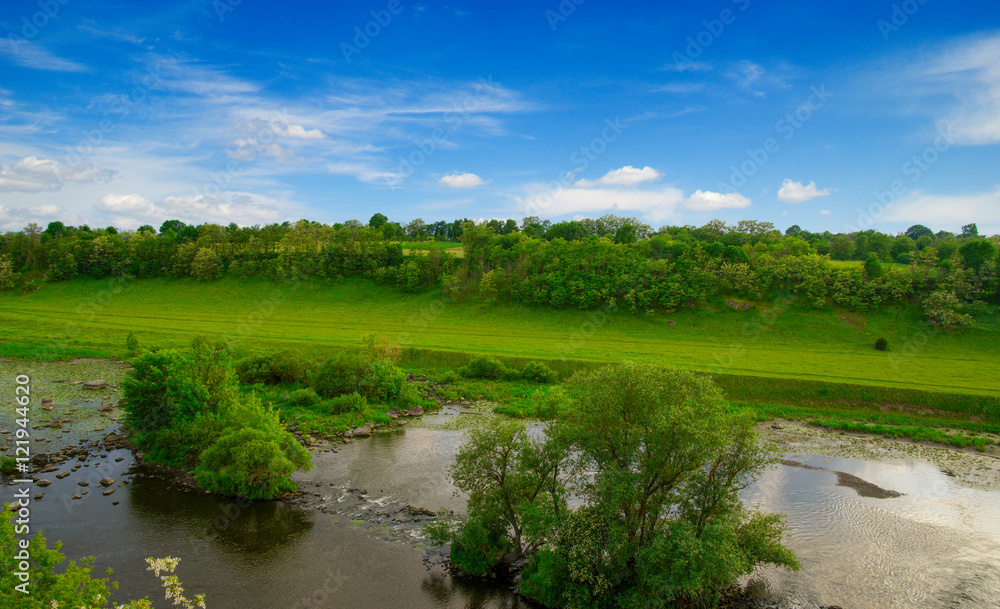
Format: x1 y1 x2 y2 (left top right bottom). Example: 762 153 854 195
352 426 372 437
405 405 424 417
83 380 108 390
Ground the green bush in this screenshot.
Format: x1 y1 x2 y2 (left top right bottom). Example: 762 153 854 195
461 355 506 379
329 392 367 415
874 337 888 351
287 388 320 407
359 358 406 402
194 426 309 499
437 370 461 384
520 360 557 383
125 332 141 357
235 350 309 385
312 352 367 398
235 355 272 385
0 456 15 475
122 345 313 498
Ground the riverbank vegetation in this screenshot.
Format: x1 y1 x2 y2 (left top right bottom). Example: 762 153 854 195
429 363 799 608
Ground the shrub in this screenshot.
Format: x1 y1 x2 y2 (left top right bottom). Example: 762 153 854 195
359 358 406 402
125 331 141 357
235 350 308 385
287 388 320 408
329 392 367 415
0 456 15 475
194 427 307 499
520 360 558 383
312 352 367 398
461 355 506 380
190 247 222 281
235 355 273 385
874 337 888 351
269 350 308 384
437 370 461 384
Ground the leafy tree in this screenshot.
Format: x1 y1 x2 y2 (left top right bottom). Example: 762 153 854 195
190 247 222 281
613 223 637 245
960 223 979 238
864 253 883 280
923 290 972 328
784 224 802 236
406 218 426 240
1 515 114 609
959 239 997 272
430 419 568 574
368 213 388 229
905 224 934 241
875 337 888 351
0 254 18 289
43 221 67 238
936 239 959 261
194 426 309 499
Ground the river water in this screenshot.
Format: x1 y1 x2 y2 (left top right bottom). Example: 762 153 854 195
4 406 1000 609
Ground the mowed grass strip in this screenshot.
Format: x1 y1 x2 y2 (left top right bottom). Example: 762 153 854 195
1 277 998 396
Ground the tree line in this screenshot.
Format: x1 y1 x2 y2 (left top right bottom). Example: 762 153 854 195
1 215 997 326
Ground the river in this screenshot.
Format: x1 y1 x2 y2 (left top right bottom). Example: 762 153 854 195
4 403 1000 608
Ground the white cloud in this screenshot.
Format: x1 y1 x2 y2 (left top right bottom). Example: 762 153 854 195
273 123 326 140
575 166 661 188
97 193 154 215
0 203 77 231
777 179 832 203
820 209 832 215
912 33 1000 145
515 184 750 223
881 187 1000 233
438 172 489 188
0 156 116 192
653 83 706 94
683 190 752 211
0 42 88 72
94 191 288 227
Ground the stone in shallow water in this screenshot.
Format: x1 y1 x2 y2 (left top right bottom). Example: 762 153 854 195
83 380 107 390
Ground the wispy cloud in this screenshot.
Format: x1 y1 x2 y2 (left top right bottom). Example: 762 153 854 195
439 172 489 188
0 156 115 192
0 41 88 72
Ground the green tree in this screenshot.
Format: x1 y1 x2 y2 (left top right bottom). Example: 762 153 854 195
613 224 637 245
368 213 388 229
190 247 222 281
905 224 934 241
864 253 883 279
960 223 979 238
432 419 568 574
959 239 997 272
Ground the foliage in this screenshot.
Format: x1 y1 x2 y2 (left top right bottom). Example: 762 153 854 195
286 387 320 407
328 392 368 415
0 254 15 290
429 419 568 573
194 425 310 499
235 350 309 385
441 363 798 607
461 355 507 379
0 456 15 475
359 357 407 401
923 290 973 328
520 360 558 383
126 331 141 357
311 352 367 398
190 247 222 281
874 337 888 351
122 344 312 498
1 515 116 609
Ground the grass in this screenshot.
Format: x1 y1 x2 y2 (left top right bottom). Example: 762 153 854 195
1 276 998 399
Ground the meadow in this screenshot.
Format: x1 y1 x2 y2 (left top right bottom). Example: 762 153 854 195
1 276 998 396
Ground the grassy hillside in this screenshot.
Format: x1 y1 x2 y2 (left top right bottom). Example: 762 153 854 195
1 276 998 397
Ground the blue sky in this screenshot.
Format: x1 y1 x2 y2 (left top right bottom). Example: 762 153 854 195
1 0 999 234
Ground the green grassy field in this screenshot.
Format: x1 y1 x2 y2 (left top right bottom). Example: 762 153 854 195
1 277 998 399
